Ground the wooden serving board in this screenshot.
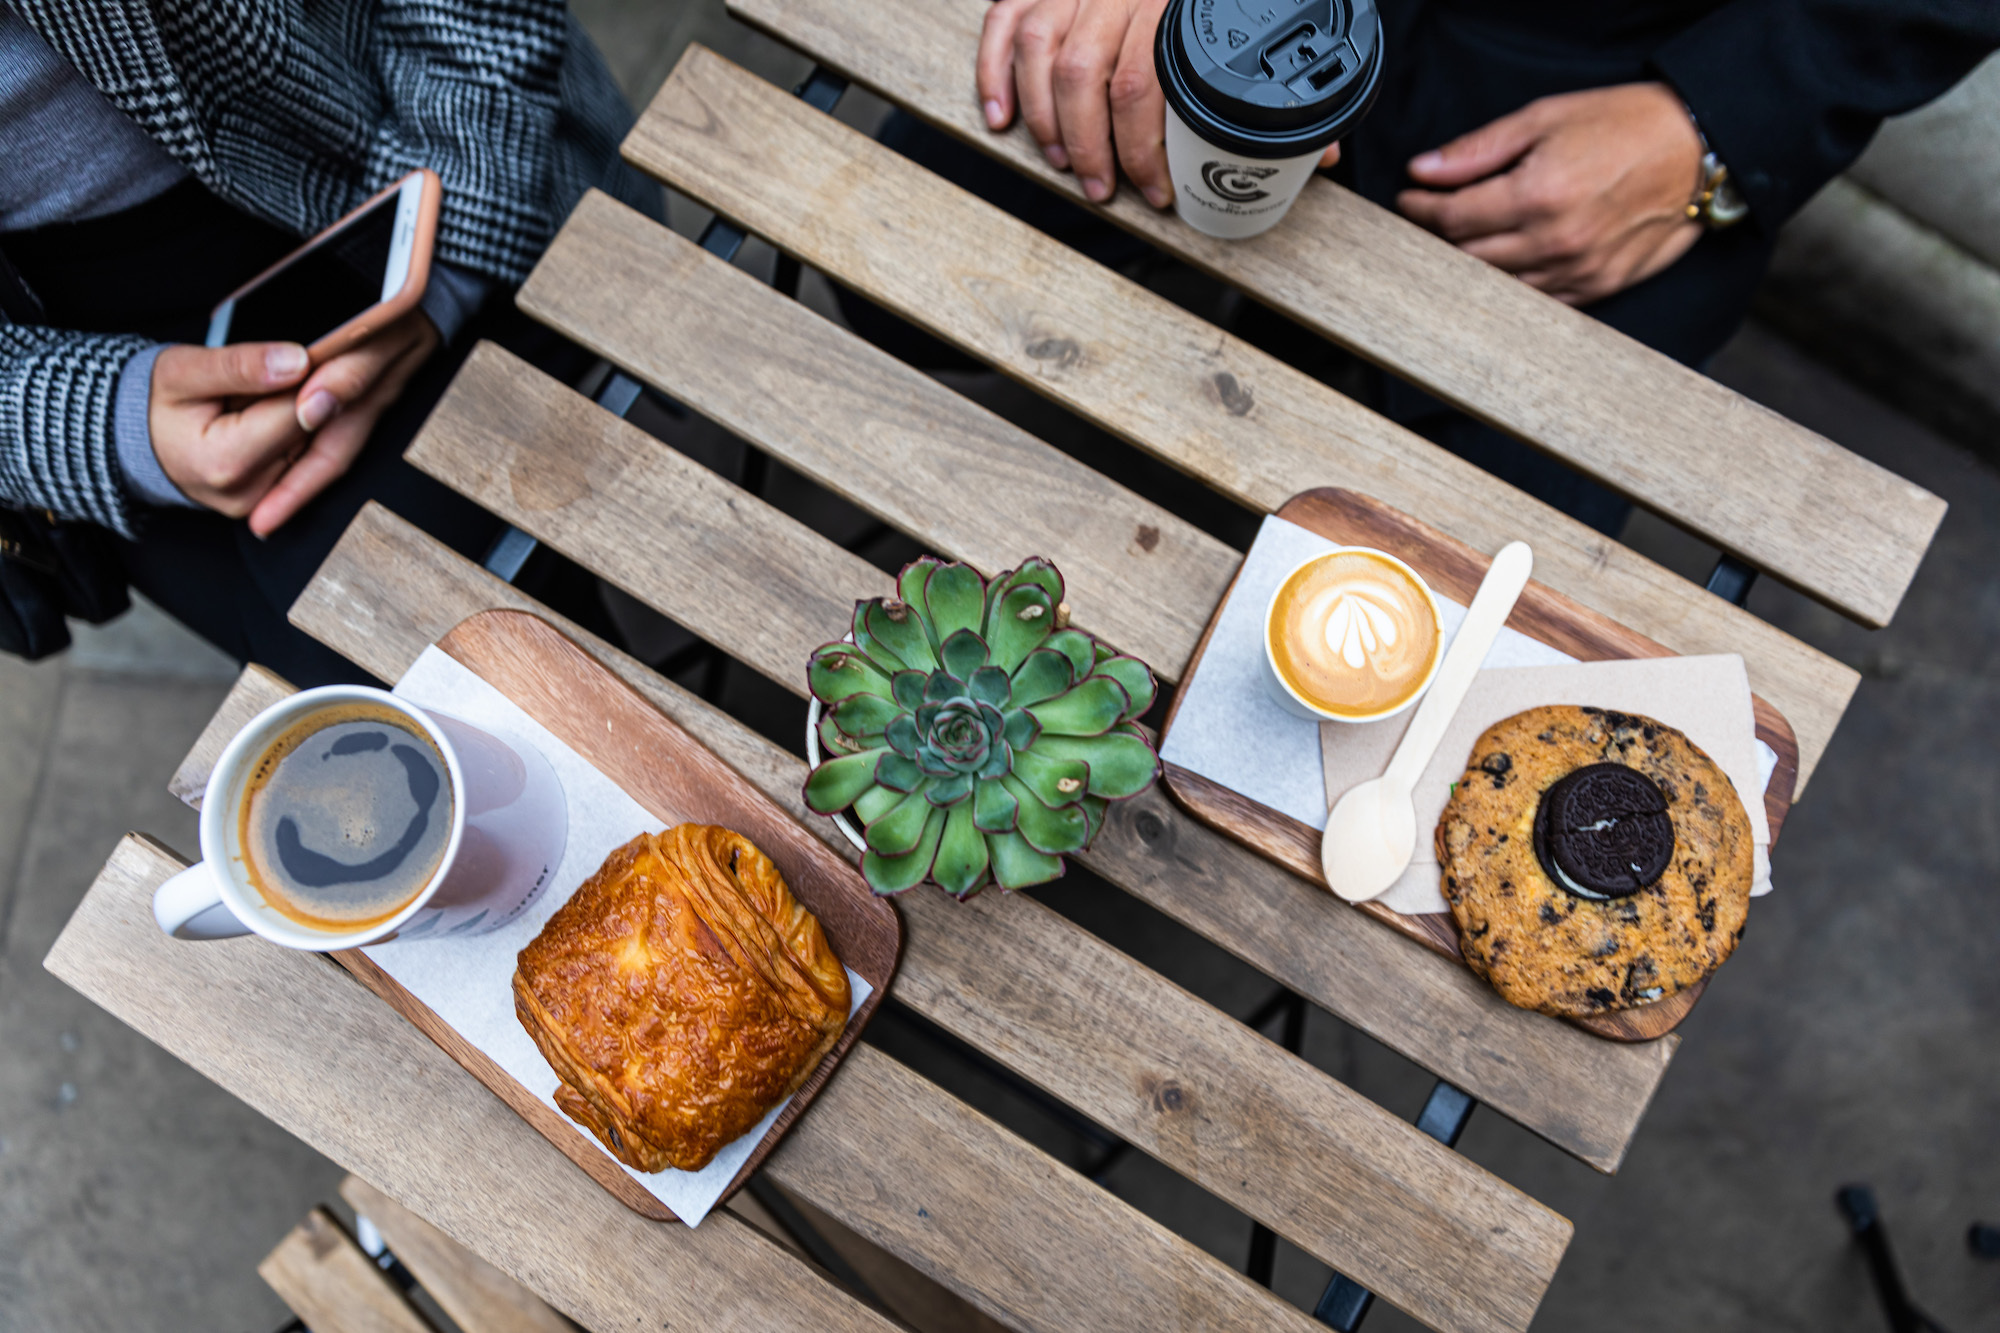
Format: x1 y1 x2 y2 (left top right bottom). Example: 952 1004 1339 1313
329 610 902 1220
1161 490 1799 1042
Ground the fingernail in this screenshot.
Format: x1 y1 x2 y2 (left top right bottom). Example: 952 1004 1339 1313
1082 176 1110 203
1144 185 1170 209
984 98 1005 129
298 389 339 432
1412 151 1444 172
1044 143 1069 170
266 344 308 378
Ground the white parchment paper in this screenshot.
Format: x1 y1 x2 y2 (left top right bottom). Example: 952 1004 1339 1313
1158 516 1779 914
380 646 870 1225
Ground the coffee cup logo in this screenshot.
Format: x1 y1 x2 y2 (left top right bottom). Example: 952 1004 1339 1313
1201 161 1279 203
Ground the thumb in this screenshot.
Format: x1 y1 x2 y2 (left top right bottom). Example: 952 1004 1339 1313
156 341 310 403
1408 106 1541 187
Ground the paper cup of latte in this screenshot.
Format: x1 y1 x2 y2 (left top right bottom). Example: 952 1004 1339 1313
1262 548 1443 723
152 685 567 950
1154 0 1383 239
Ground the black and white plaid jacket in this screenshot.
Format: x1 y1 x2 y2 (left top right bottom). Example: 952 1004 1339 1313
1 0 646 536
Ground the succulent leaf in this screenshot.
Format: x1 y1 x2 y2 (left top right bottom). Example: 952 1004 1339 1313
923 563 987 645
989 831 1064 891
833 692 903 739
1002 708 1040 751
927 772 976 806
897 557 941 633
922 673 963 706
885 713 921 758
1092 656 1157 720
1027 731 1160 799
868 788 936 855
968 665 1012 708
1002 774 1092 854
809 644 894 704
1011 747 1090 807
1078 795 1110 847
803 749 881 814
854 784 903 824
1028 675 1131 737
818 711 859 756
977 738 1012 781
862 600 939 673
863 807 947 894
1043 628 1097 680
875 751 926 793
984 559 1065 634
973 778 1019 832
931 802 990 898
1007 648 1074 708
985 585 1055 673
890 669 928 712
939 626 990 681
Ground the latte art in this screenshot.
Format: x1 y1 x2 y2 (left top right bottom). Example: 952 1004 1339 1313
1269 551 1441 718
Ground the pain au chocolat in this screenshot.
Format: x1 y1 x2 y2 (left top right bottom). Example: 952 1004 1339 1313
513 825 850 1173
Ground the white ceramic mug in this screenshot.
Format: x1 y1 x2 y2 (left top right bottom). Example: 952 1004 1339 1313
153 685 567 949
1260 547 1444 723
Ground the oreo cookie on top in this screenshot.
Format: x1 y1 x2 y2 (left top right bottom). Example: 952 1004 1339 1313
1436 705 1754 1019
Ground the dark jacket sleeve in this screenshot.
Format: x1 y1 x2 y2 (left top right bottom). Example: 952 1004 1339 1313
1651 1 2000 232
0 326 151 536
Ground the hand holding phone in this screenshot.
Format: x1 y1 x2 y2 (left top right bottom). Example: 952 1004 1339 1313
172 169 445 535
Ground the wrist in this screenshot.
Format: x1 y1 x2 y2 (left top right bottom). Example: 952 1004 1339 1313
113 345 199 509
1677 100 1749 229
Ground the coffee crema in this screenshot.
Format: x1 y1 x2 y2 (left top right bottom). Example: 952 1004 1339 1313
237 702 453 931
1268 550 1440 718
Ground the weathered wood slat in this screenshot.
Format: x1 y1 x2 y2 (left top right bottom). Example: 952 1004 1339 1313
259 1207 435 1333
721 1 1942 631
269 501 1567 1332
337 1176 573 1333
56 834 1329 1333
516 210 1239 685
392 355 1670 1172
602 50 1860 790
53 837 901 1333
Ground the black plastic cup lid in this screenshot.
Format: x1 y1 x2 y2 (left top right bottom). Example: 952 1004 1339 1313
1156 0 1383 159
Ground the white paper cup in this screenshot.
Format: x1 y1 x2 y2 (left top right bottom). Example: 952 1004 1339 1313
1164 104 1328 239
1261 548 1444 724
152 684 567 949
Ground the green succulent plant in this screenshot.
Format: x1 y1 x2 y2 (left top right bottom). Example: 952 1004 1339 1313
803 556 1160 899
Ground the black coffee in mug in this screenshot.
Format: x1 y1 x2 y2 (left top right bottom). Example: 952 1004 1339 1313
238 702 454 930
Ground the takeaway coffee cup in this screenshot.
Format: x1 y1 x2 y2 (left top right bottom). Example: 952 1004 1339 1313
152 685 567 949
1154 0 1383 239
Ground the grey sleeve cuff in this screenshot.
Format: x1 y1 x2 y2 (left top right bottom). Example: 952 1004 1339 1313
112 344 198 509
417 263 496 346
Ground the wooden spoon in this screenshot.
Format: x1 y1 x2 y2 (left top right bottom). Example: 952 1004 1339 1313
1321 541 1534 903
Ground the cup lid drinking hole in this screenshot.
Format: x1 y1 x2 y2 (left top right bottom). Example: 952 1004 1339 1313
1156 0 1384 158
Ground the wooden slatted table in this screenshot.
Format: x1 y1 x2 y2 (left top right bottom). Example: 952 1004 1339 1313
44 15 1942 1333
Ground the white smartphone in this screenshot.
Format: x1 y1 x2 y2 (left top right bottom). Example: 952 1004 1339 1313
206 169 441 362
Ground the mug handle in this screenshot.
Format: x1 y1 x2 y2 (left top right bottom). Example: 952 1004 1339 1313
153 862 252 940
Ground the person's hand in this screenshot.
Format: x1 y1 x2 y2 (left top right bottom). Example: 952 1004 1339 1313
150 310 439 537
253 309 439 536
976 0 1340 209
1396 82 1704 306
149 340 315 525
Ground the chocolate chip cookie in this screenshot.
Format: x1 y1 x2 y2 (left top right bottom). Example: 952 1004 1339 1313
1437 705 1753 1018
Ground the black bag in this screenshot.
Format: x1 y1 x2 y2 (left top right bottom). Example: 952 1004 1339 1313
0 241 133 660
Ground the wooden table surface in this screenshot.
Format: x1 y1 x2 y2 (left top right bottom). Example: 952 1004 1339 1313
46 13 1940 1333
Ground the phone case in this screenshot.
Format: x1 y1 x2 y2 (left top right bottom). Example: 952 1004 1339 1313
209 168 442 363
